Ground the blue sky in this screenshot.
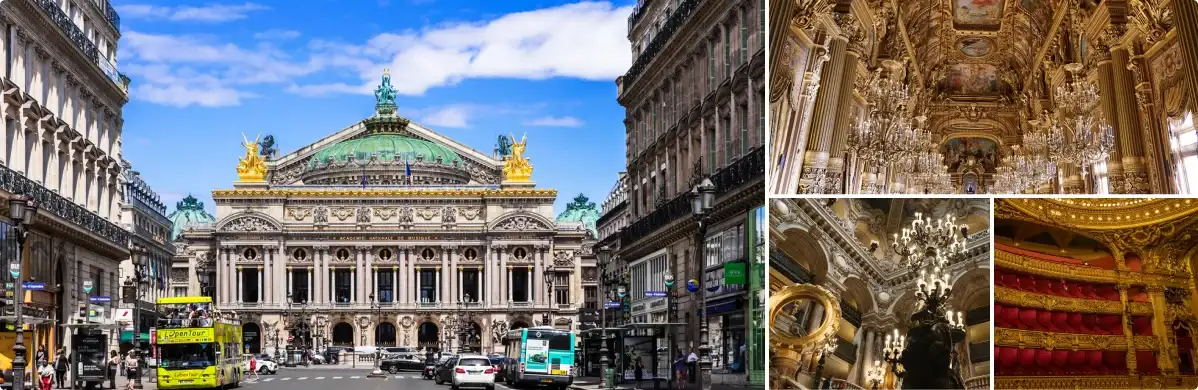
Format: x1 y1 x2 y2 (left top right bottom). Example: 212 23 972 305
115 0 634 217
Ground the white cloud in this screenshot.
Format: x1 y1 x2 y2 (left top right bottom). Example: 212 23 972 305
119 2 632 107
253 29 301 40
290 1 633 96
523 116 583 127
422 106 471 128
118 3 269 22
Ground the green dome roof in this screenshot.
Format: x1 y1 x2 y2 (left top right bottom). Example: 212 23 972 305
309 134 461 169
555 194 600 238
168 195 216 240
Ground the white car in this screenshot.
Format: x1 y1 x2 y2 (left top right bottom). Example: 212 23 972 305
244 355 278 375
451 355 497 390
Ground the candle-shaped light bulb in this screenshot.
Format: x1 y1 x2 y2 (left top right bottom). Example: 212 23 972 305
958 311 964 326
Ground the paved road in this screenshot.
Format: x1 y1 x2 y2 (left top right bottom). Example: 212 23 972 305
244 367 437 390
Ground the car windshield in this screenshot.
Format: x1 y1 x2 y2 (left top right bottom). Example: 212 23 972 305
459 358 490 367
159 344 215 368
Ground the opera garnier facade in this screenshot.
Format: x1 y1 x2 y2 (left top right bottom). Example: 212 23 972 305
768 198 991 389
770 0 1198 194
171 71 596 355
995 198 1198 389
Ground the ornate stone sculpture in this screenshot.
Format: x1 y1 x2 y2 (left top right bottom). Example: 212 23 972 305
260 135 279 160
497 216 548 231
224 216 276 232
442 206 457 224
357 206 371 224
314 206 328 224
491 320 509 344
496 135 512 157
398 207 414 225
236 133 268 182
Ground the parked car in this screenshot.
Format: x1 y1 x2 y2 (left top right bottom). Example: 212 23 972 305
433 356 459 385
244 354 278 375
488 355 507 383
450 354 498 390
379 353 424 374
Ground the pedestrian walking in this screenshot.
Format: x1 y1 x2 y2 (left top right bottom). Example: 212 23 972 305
633 358 644 390
124 352 139 390
673 353 687 390
53 349 67 389
38 361 54 390
686 350 698 383
247 358 260 381
108 351 121 389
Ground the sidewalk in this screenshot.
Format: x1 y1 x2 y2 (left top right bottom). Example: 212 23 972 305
569 375 755 390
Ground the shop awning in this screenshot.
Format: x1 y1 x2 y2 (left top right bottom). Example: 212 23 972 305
120 330 150 343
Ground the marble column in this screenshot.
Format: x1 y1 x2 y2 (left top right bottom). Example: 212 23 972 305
805 304 825 335
1111 36 1150 193
500 247 509 305
391 267 398 304
1174 0 1198 114
1095 46 1125 193
458 267 464 302
448 247 457 304
365 247 374 299
1117 283 1138 374
372 267 379 301
257 267 264 303
526 266 533 303
307 268 313 303
863 330 877 384
416 267 423 303
435 267 442 303
507 266 513 303
1146 284 1176 372
533 249 544 305
236 266 243 303
798 32 848 194
825 28 865 194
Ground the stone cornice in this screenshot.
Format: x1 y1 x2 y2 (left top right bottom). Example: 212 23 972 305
211 188 557 199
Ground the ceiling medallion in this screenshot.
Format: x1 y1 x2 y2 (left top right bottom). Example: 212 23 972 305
956 37 994 57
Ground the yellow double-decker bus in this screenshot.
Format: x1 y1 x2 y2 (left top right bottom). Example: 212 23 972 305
154 297 244 389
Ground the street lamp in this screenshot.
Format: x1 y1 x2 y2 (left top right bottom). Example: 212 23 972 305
195 268 212 298
542 265 554 327
689 178 715 390
368 293 385 378
664 270 675 390
596 246 615 390
284 292 308 367
8 195 37 390
811 331 837 389
127 244 147 389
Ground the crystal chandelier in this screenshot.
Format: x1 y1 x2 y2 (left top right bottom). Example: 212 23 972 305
992 144 1057 194
848 61 924 169
1048 63 1115 176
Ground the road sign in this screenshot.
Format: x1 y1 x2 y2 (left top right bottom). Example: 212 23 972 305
645 291 666 298
604 301 621 308
83 280 94 293
8 263 19 278
22 282 45 290
89 296 112 303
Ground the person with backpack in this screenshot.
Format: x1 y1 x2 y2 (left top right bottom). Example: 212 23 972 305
107 351 120 389
53 349 68 389
124 352 139 390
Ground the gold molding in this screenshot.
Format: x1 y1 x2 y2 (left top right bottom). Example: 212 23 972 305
994 328 1159 351
211 188 558 198
994 286 1153 316
995 375 1198 389
998 198 1198 230
996 250 1190 289
769 284 840 350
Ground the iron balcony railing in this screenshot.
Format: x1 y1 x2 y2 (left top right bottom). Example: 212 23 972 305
0 163 128 247
623 0 698 86
103 0 120 31
33 0 123 87
626 0 653 31
620 146 764 249
840 300 861 328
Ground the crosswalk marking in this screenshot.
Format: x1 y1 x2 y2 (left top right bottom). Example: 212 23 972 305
394 375 404 379
298 377 308 380
350 376 361 379
281 377 291 381
315 376 325 379
333 376 342 379
262 378 274 382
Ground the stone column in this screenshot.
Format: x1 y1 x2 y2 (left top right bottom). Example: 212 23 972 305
825 24 865 194
372 267 378 301
507 266 513 303
500 246 509 305
1174 0 1198 114
1094 43 1125 193
236 266 243 303
257 266 264 303
1146 284 1176 372
416 267 423 303
805 304 824 335
798 30 848 194
286 267 292 301
1111 35 1150 193
448 247 457 304
391 267 398 304
458 267 464 302
307 268 313 303
863 330 877 383
435 267 442 303
526 266 533 303
533 248 544 305
365 246 374 299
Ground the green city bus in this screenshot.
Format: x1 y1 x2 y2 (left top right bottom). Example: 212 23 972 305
501 326 574 389
155 297 244 389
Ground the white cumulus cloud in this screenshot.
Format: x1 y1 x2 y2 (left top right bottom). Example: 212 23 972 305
422 106 471 128
523 116 583 127
118 2 269 23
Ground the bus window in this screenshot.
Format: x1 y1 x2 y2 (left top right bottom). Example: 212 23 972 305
547 334 571 350
160 344 215 369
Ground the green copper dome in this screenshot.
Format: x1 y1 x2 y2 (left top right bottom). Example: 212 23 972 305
555 194 600 238
309 134 461 169
168 195 216 240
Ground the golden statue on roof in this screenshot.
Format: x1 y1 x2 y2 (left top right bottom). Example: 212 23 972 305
502 132 533 182
237 133 268 182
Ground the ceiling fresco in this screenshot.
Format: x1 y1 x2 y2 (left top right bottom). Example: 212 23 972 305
953 0 1007 30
